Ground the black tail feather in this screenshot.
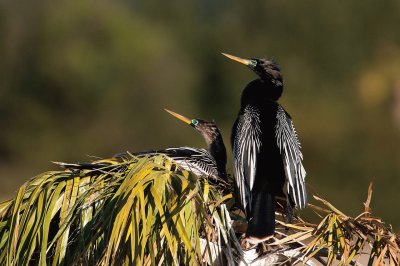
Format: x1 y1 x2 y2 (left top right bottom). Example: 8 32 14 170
53 162 110 170
246 192 275 238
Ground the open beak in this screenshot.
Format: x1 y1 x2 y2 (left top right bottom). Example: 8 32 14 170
164 109 191 125
222 53 251 66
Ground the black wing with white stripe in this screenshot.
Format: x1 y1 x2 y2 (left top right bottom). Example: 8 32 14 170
232 106 262 215
275 105 307 209
162 147 219 179
56 147 220 180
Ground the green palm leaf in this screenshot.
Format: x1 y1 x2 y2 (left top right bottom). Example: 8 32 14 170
0 155 238 265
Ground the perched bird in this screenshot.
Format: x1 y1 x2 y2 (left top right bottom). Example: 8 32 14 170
159 109 227 182
223 53 307 244
56 109 228 183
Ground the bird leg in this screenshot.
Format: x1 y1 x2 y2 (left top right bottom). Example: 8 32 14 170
256 241 268 254
240 237 257 250
285 196 294 224
275 195 293 224
245 234 274 245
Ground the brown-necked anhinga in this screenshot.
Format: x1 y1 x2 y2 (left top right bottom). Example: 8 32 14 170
56 109 227 183
160 109 227 182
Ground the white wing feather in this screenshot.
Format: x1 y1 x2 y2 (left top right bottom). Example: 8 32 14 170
233 106 262 214
164 147 219 178
275 106 307 209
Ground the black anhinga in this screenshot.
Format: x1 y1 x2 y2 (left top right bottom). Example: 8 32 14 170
56 109 227 183
223 53 307 244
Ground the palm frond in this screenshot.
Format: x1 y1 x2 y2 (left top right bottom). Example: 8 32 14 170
1 153 399 265
271 183 400 266
0 155 239 265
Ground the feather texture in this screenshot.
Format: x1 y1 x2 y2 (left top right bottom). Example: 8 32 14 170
161 147 220 180
57 147 222 182
233 105 262 215
275 105 307 208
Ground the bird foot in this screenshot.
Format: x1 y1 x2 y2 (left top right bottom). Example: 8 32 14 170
256 242 268 254
245 234 274 245
240 237 257 250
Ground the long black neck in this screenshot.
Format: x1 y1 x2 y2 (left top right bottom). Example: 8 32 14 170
240 79 282 108
208 133 227 177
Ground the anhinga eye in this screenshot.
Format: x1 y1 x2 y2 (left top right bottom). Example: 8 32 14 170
191 119 199 126
249 59 257 68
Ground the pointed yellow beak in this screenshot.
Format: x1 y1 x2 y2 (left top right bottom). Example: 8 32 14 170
222 53 251 66
164 109 192 125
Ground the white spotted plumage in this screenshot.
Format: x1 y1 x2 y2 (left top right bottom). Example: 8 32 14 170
233 105 262 215
275 105 307 209
163 147 220 180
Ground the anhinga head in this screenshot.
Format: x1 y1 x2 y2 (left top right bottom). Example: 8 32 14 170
222 53 283 102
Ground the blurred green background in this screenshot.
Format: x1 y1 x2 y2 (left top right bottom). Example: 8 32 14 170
1 1 399 229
